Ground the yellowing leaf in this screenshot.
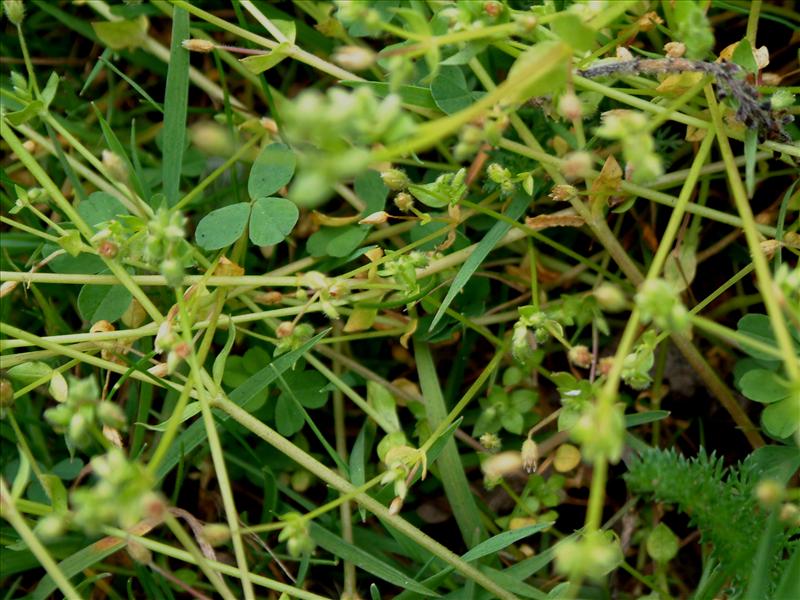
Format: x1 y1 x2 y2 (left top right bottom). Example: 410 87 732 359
589 154 622 206
312 211 361 227
91 17 149 50
525 213 585 230
655 72 703 95
344 306 378 333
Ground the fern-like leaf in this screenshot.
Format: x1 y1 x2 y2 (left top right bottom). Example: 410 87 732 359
624 447 795 593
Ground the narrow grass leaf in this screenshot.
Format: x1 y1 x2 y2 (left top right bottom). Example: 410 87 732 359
80 49 112 96
161 6 190 206
92 104 147 201
461 523 552 563
310 524 440 597
430 192 529 329
774 542 800 600
99 55 164 113
415 340 485 547
350 422 369 521
624 410 670 428
744 510 781 600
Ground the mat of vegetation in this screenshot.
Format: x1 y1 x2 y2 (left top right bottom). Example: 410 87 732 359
1 1 799 599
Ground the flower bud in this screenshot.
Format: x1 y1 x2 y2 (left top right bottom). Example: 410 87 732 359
102 150 129 183
332 45 376 71
393 192 414 212
126 539 152 564
97 401 127 430
181 38 215 53
359 211 389 225
160 258 184 288
663 42 686 58
49 371 69 404
780 503 799 526
381 168 410 191
256 290 283 305
593 282 627 313
479 432 501 451
202 523 231 547
0 378 14 408
190 121 235 156
521 438 539 473
549 184 577 201
97 239 118 258
481 451 523 481
568 345 592 369
756 479 785 508
276 321 295 338
561 152 593 181
68 411 91 448
558 93 583 121
3 0 25 25
36 514 66 540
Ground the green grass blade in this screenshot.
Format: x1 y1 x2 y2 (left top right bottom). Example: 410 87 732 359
161 6 190 206
310 523 440 597
99 55 164 113
414 340 485 547
429 192 530 330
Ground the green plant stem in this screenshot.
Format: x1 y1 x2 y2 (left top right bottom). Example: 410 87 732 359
746 0 762 45
572 77 800 158
496 138 778 238
163 513 238 600
705 86 799 382
38 111 150 216
420 341 508 455
174 131 264 210
171 0 361 82
414 339 485 547
376 43 571 161
103 525 330 599
0 120 163 322
690 315 786 361
331 333 357 598
0 479 81 600
173 296 255 600
304 353 396 433
210 395 520 600
14 122 144 212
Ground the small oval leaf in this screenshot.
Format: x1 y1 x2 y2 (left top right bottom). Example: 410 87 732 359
248 143 296 200
249 197 299 246
77 284 133 324
195 202 250 250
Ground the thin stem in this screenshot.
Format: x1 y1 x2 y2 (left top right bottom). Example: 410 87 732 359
0 480 82 600
210 395 521 600
0 120 163 322
163 513 238 600
704 86 799 381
